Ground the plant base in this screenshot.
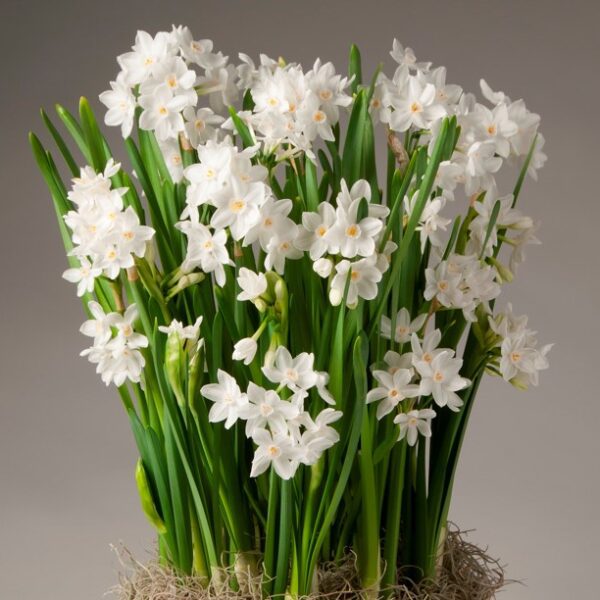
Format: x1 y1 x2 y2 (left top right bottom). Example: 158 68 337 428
112 526 507 600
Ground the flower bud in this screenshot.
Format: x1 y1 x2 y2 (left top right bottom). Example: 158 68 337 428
232 337 258 365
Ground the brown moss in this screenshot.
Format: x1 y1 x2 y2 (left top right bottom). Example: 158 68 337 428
111 525 509 600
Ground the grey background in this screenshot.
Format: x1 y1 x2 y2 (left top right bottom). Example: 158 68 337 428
1 0 598 597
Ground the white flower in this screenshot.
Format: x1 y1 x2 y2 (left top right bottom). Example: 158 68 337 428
138 85 189 141
380 308 427 344
91 338 146 386
237 268 267 301
390 40 431 72
479 79 509 106
499 333 551 388
383 350 415 375
410 330 443 366
232 337 258 365
117 30 172 86
183 106 224 148
99 75 137 138
176 221 232 286
394 409 436 446
424 261 462 307
211 181 267 241
250 429 301 480
414 351 470 412
296 202 337 260
262 347 318 392
80 301 115 345
306 58 351 122
329 255 383 307
159 316 203 340
264 227 303 274
243 197 294 250
110 304 148 349
79 302 148 387
386 76 445 132
242 383 300 437
62 257 102 297
466 103 518 158
158 138 185 182
139 56 197 106
404 193 451 251
313 257 333 278
201 369 248 429
461 141 502 195
296 92 335 142
366 368 420 419
299 408 342 464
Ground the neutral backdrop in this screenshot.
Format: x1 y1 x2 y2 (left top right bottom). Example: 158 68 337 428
1 1 598 598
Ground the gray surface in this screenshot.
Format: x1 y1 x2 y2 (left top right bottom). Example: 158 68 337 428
1 0 598 597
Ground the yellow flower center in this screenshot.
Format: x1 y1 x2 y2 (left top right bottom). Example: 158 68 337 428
312 110 326 123
346 224 360 238
433 371 444 382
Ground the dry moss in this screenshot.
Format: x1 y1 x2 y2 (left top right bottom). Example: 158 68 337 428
112 525 509 600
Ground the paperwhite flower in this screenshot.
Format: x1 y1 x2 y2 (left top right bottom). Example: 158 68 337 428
242 383 300 437
306 59 351 122
329 255 383 307
414 351 470 412
210 181 267 241
410 330 443 366
380 308 427 344
80 301 115 345
499 333 551 388
232 337 258 365
296 93 335 142
110 305 148 349
386 76 446 133
62 257 102 297
158 138 184 182
202 369 248 429
117 30 173 86
236 268 267 301
383 350 415 375
390 40 431 72
367 368 420 419
159 316 203 340
299 408 342 464
313 257 333 278
183 106 224 148
466 103 518 158
461 141 502 195
138 85 189 141
243 197 294 250
99 75 137 138
250 428 301 480
264 227 303 274
79 302 148 387
262 347 318 392
296 202 337 260
404 193 451 251
176 221 232 286
394 409 436 446
139 56 197 106
424 261 462 307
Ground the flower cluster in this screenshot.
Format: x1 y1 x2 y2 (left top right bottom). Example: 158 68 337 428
425 253 501 321
80 302 148 386
238 56 352 158
367 327 470 445
489 304 552 389
202 347 340 479
63 160 154 291
297 179 393 307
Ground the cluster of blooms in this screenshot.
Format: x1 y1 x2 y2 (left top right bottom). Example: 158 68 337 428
371 41 545 280
62 160 154 293
236 55 352 158
99 27 239 182
80 302 148 386
201 347 340 479
297 179 394 307
489 304 552 388
424 253 501 321
367 325 471 445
